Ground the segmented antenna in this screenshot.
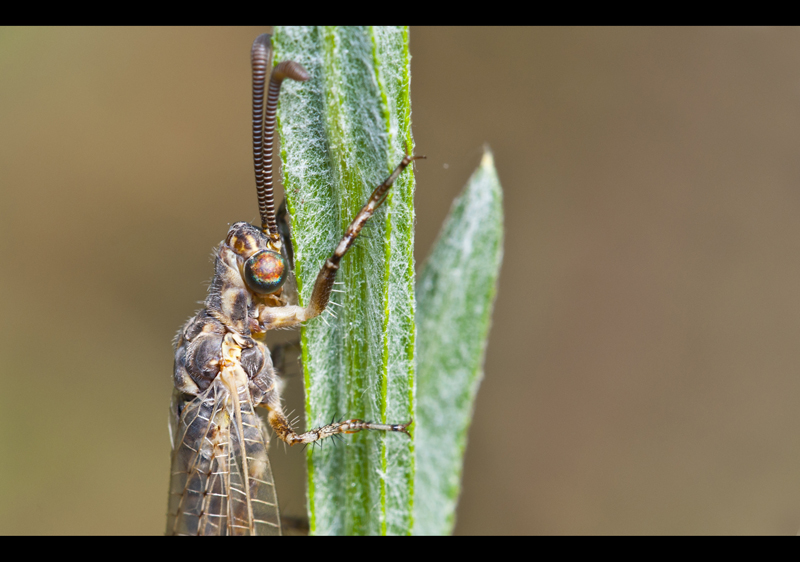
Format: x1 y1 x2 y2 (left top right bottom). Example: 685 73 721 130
251 34 273 239
250 34 309 243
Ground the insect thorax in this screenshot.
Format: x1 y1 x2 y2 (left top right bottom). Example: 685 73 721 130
173 221 287 407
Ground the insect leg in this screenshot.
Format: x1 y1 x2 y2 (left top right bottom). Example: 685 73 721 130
256 153 424 330
264 406 412 446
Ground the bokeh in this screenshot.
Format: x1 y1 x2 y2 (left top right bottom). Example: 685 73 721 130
3 26 800 534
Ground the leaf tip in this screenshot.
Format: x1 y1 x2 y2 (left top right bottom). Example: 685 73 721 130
480 144 494 168
477 145 501 195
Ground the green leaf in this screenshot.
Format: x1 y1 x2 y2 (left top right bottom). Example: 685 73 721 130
413 149 504 535
273 26 415 536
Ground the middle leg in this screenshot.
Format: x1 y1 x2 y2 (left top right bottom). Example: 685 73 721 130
265 405 411 446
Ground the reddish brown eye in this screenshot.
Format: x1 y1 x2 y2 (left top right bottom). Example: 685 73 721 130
244 250 287 294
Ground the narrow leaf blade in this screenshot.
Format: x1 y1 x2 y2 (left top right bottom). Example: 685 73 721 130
273 26 415 536
413 149 504 535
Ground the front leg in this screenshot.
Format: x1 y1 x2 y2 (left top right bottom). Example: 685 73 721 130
257 153 423 331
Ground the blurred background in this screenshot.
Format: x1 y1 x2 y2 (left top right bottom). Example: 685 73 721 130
3 26 800 534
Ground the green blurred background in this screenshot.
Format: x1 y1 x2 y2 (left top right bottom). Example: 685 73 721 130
3 26 800 534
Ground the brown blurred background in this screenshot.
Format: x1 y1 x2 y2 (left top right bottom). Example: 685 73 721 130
3 26 800 534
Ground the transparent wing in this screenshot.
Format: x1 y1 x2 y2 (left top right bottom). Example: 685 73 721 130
228 390 281 535
166 381 281 535
166 384 229 536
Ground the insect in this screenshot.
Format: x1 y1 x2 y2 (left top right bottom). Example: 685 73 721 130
166 33 421 536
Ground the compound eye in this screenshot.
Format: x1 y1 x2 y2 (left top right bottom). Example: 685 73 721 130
243 250 287 295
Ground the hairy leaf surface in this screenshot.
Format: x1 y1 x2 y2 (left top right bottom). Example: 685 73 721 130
273 26 415 536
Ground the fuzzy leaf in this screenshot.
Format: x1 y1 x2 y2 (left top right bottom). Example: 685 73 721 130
273 26 415 536
413 149 504 535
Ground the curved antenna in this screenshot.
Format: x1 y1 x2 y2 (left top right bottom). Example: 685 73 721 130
250 34 274 240
250 34 309 243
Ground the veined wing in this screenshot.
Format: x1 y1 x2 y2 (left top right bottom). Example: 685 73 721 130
166 376 281 535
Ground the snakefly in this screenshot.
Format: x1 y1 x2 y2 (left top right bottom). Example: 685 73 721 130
166 33 421 535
